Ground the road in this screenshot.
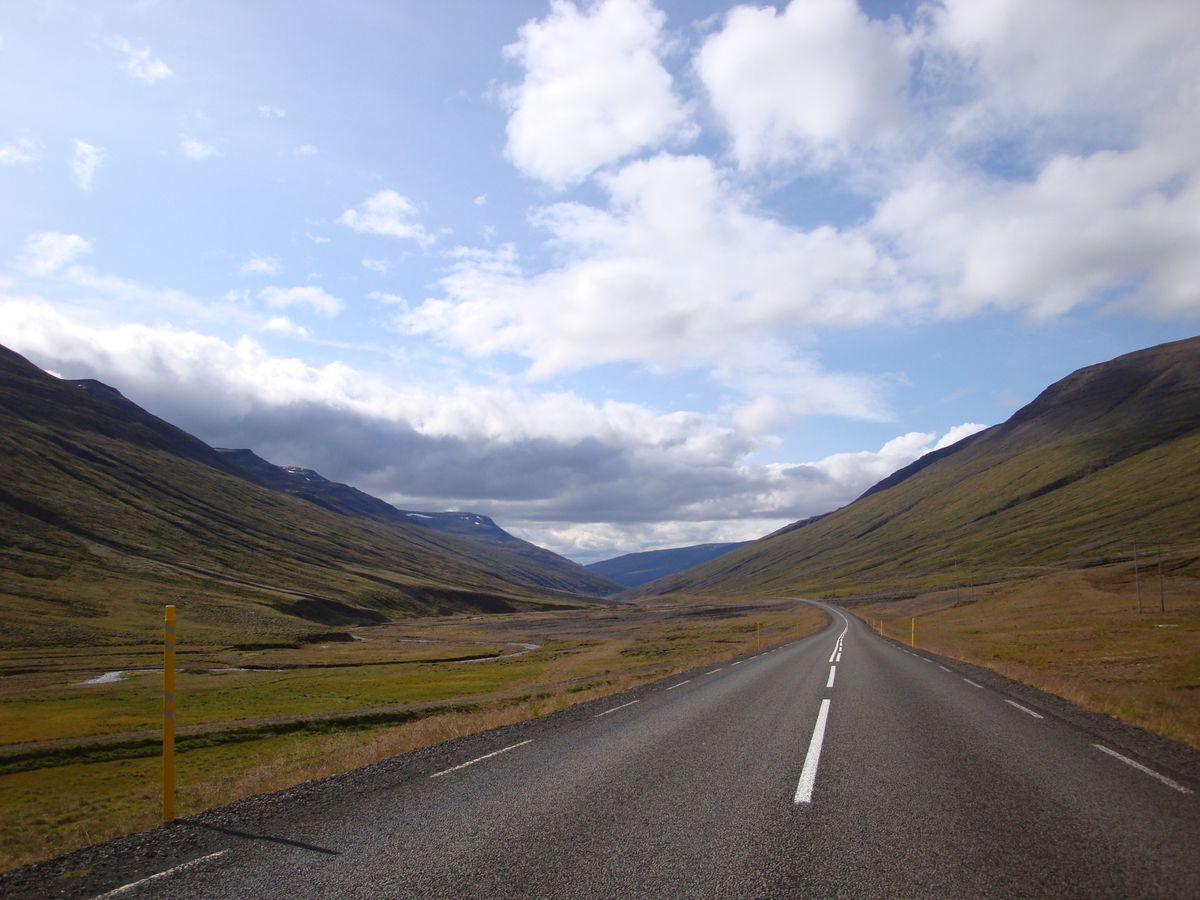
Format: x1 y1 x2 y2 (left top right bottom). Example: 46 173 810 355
5 602 1198 898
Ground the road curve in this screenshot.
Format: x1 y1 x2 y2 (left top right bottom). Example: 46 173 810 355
4 602 1198 898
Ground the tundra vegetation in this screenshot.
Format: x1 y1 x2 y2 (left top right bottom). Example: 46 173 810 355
0 600 823 871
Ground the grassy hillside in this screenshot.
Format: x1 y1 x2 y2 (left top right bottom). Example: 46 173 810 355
215 448 621 597
639 336 1200 598
0 346 603 648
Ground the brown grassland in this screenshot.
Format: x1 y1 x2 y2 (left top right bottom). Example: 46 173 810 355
848 552 1200 749
0 599 825 872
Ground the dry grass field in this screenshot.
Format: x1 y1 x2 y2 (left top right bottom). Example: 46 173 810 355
851 554 1200 749
0 599 825 872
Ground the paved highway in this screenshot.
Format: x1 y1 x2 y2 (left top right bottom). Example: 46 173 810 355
5 602 1198 898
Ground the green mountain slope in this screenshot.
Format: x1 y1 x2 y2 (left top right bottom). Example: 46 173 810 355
215 448 620 596
637 336 1200 598
0 346 603 648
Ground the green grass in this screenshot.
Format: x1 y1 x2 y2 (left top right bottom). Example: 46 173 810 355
0 601 827 872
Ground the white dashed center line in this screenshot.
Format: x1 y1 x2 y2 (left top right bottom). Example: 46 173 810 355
826 665 836 688
794 699 832 804
666 680 690 691
963 678 983 689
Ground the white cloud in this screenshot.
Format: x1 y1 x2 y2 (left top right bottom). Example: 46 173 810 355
0 299 991 559
361 258 390 274
305 232 331 244
406 153 911 423
257 104 286 118
70 139 103 190
296 144 318 157
258 285 343 317
503 0 693 187
337 190 433 246
110 37 172 84
473 194 487 207
871 111 1200 319
696 0 910 168
0 137 38 165
240 255 281 276
179 135 217 160
17 232 92 276
265 316 309 337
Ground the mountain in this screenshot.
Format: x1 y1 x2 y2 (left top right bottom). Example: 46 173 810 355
586 542 750 588
0 345 615 648
215 447 620 597
637 336 1200 598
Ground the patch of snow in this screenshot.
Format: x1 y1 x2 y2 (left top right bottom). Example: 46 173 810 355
407 513 434 520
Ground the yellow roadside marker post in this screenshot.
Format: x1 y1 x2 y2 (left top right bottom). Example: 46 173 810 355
910 616 915 648
164 604 176 822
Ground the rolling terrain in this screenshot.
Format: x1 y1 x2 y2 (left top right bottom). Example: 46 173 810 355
0 345 616 649
215 448 617 596
587 542 749 588
638 336 1200 598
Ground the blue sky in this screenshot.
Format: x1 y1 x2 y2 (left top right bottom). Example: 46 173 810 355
2 0 1197 562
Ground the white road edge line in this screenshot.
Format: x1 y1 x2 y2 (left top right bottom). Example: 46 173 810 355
666 680 690 691
705 668 722 675
430 739 534 778
594 699 641 718
794 699 832 804
963 678 983 689
1093 744 1193 795
732 660 743 666
1003 699 1044 719
938 665 951 672
826 665 836 688
91 850 230 899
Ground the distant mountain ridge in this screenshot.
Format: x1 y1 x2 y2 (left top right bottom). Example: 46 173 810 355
0 344 618 647
586 542 749 588
215 447 620 597
636 336 1200 599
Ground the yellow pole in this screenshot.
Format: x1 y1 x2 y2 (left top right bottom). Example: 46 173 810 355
757 622 761 650
163 604 176 822
910 616 915 648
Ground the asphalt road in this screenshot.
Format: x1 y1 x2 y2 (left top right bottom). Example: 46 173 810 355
6 603 1199 898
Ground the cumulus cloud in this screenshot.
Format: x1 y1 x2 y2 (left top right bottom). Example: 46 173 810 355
337 190 433 246
110 37 172 83
697 0 910 168
70 139 103 190
240 254 281 276
361 258 391 274
406 153 910 421
265 316 309 337
179 135 217 160
503 0 692 187
0 137 38 165
257 104 286 118
16 232 92 276
0 300 981 558
258 285 343 317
